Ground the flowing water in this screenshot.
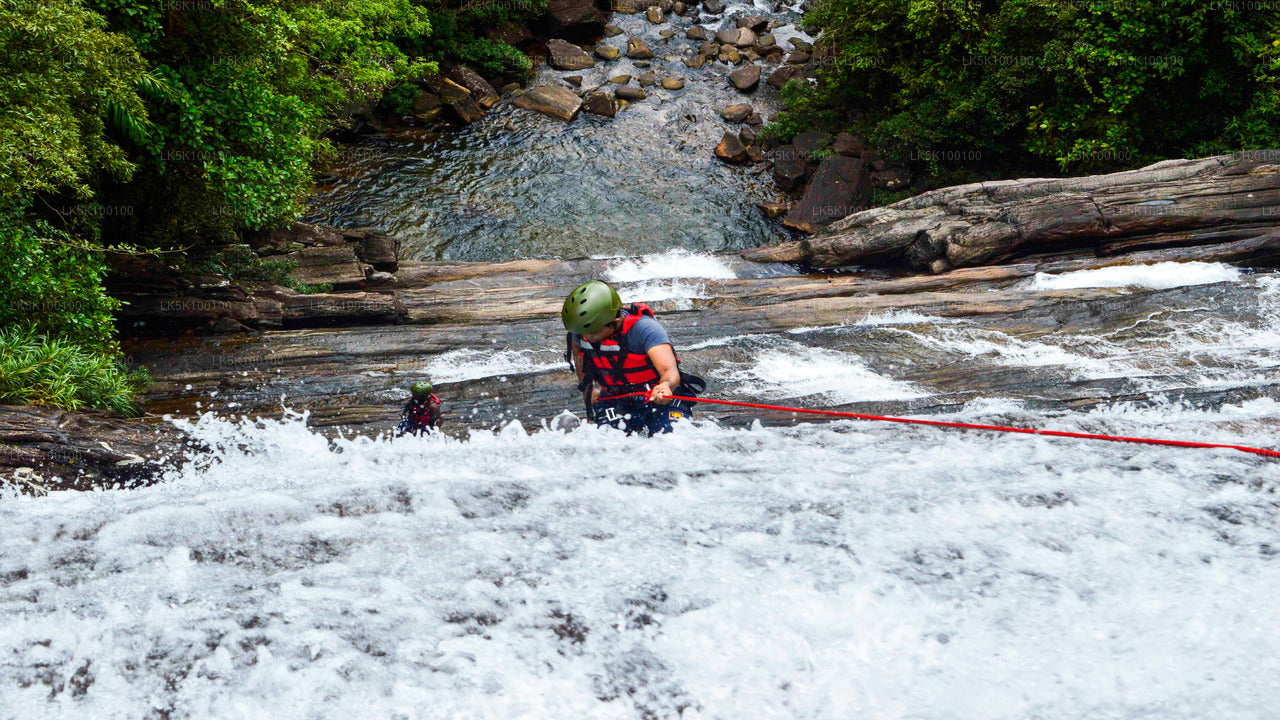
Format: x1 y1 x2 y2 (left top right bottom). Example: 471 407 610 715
5 263 1280 718
304 2 810 261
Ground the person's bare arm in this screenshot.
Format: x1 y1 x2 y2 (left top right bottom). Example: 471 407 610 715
645 343 681 405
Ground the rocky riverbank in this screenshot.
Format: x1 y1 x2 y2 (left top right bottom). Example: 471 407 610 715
7 152 1280 492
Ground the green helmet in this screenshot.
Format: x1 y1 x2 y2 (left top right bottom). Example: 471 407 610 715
410 381 434 399
562 281 621 335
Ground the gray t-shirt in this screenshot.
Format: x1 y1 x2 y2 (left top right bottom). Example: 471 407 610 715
576 310 671 353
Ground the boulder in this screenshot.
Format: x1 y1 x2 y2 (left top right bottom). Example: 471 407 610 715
548 38 595 70
445 66 499 110
771 146 808 190
767 64 801 89
609 74 632 84
736 15 769 32
739 127 757 146
349 229 400 272
513 85 584 121
541 0 606 38
715 27 756 47
687 27 709 41
627 37 654 59
673 1 687 15
832 132 864 157
595 44 621 60
704 0 725 13
604 24 623 36
411 91 443 120
790 38 813 52
646 6 664 22
662 77 685 90
637 71 656 87
583 91 618 118
721 104 753 123
757 201 789 218
793 130 835 159
786 50 811 65
729 64 761 92
425 75 484 124
564 75 584 87
783 156 871 233
613 0 650 12
684 54 706 69
715 132 749 164
615 85 648 101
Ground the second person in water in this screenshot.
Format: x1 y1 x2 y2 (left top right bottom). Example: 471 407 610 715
562 280 703 436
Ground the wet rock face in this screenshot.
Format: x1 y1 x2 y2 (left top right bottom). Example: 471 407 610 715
749 153 1280 269
540 0 607 39
715 132 749 164
424 76 484 124
729 64 761 91
513 85 585 121
583 91 618 117
771 146 808 190
444 66 499 110
783 155 872 233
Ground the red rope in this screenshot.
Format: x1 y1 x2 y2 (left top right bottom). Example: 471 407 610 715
613 392 1280 459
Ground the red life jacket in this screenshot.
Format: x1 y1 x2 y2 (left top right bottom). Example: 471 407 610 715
405 394 441 428
579 303 666 398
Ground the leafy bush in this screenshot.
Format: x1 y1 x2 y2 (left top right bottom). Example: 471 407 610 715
786 0 1280 182
0 326 148 416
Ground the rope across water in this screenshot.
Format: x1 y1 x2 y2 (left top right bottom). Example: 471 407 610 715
612 392 1280 460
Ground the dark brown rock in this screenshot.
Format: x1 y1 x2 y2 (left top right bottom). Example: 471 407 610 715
627 37 654 59
767 64 801 89
646 5 664 22
758 201 789 218
783 155 871 233
687 26 709 41
445 66 499 110
548 38 596 70
425 75 484 124
287 245 371 291
615 85 648 101
737 15 769 32
872 168 912 190
793 130 834 158
513 85 584 121
542 0 606 38
595 44 621 60
354 231 400 272
637 71 656 87
772 145 807 190
721 104 753 123
729 64 761 92
715 132 749 164
704 0 725 13
832 132 864 157
583 91 617 117
715 27 756 47
786 50 811 65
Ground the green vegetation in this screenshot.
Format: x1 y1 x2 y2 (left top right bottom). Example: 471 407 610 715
772 0 1280 185
0 0 534 414
0 326 148 415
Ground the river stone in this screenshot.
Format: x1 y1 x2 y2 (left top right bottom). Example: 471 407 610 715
832 132 864 157
634 60 651 68
757 201 788 218
687 26 709 41
790 38 813 51
662 77 685 90
444 66 500 110
715 132 749 164
411 90 442 116
715 27 756 47
720 47 742 64
583 91 617 118
609 74 632 84
548 39 595 70
684 54 706 69
787 50 811 65
646 6 664 22
721 103 753 122
784 155 871 233
659 29 676 38
739 127 757 145
425 75 484 124
757 33 776 48
729 64 761 91
736 15 769 32
700 41 719 56
794 130 834 158
594 44 621 61
613 0 648 12
637 71 656 87
744 49 762 62
704 0 725 13
544 0 606 37
767 64 801 88
500 82 521 94
772 145 808 190
673 2 687 15
627 37 654 59
513 85 583 121
604 24 623 36
564 75 583 87
615 85 648 101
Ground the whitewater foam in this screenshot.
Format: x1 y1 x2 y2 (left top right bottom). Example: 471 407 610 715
1030 261 1241 290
